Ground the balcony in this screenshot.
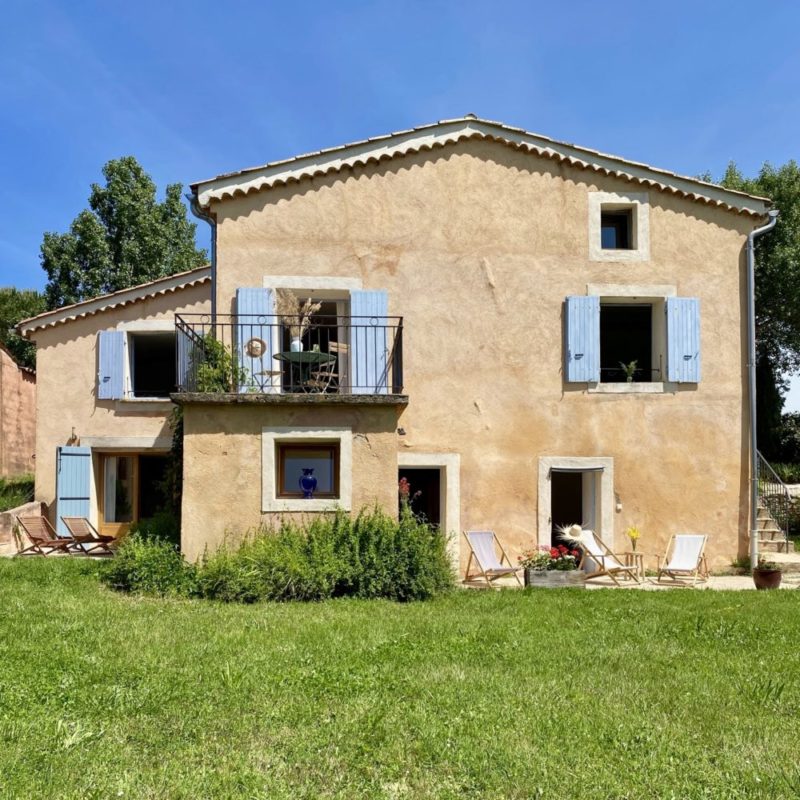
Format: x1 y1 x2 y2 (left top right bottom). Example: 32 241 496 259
174 314 404 398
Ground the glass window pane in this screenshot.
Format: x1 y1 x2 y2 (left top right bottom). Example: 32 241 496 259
601 224 618 249
280 447 336 495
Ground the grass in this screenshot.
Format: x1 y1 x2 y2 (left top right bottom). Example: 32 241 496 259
0 473 34 512
1 560 799 799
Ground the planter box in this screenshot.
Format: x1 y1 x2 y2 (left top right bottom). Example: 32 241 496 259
525 569 586 589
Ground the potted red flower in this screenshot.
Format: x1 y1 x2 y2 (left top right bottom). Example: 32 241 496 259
519 544 585 588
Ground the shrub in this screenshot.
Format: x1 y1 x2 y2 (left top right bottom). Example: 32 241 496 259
769 462 800 484
0 474 34 513
129 510 180 546
101 534 196 597
196 506 454 603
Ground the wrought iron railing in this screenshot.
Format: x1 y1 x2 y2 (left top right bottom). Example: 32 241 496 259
757 450 791 540
175 314 404 395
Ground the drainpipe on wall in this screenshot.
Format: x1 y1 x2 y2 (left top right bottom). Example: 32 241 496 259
187 192 217 320
747 209 779 571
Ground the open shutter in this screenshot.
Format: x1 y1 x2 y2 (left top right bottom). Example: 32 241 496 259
666 297 701 383
55 446 91 536
351 290 389 394
236 288 276 393
565 296 600 382
97 330 125 399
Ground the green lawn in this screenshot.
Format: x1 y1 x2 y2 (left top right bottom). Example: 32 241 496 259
1 560 799 799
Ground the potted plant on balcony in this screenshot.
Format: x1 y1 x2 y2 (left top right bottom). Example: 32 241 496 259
275 289 321 352
519 544 585 588
752 556 782 590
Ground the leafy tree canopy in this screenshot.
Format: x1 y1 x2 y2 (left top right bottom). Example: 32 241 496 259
0 287 46 369
703 161 800 375
41 157 207 310
702 161 800 456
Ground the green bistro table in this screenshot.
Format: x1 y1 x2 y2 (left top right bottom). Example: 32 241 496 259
273 350 336 392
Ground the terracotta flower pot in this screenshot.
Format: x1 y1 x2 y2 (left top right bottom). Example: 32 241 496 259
753 567 782 590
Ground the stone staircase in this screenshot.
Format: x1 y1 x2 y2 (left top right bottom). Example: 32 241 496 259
756 503 791 553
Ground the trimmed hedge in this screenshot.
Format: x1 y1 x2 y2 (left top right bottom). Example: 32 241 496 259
102 507 454 603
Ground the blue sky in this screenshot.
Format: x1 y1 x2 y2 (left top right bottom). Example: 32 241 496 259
1 1 799 399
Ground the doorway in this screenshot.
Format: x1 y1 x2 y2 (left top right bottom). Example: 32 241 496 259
98 452 170 536
398 467 441 527
550 471 583 545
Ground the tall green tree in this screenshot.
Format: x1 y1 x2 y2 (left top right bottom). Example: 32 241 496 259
41 157 207 310
705 161 800 457
0 287 46 369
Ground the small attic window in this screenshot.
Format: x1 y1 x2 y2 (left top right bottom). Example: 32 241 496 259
601 209 633 250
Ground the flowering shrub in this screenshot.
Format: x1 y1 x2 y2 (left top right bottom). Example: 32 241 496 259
519 544 581 572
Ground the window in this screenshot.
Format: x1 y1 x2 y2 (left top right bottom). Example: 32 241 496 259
601 210 632 250
565 291 700 387
129 332 176 398
588 192 649 262
262 426 352 512
276 442 340 499
600 304 654 382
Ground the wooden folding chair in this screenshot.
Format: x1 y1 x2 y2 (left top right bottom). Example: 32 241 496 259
15 515 74 556
657 534 709 586
463 530 522 587
61 517 116 555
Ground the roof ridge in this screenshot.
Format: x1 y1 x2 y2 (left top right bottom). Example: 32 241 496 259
190 117 771 215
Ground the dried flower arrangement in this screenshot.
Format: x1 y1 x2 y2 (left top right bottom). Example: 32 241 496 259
275 289 322 341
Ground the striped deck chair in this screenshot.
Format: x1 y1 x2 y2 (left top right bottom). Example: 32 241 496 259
463 530 522 587
657 534 709 586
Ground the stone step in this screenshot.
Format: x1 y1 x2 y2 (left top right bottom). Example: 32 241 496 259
757 519 782 531
766 552 800 573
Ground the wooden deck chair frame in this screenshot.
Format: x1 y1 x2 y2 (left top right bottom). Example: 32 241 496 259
60 517 116 555
656 534 709 586
578 531 640 586
462 530 523 587
15 515 74 556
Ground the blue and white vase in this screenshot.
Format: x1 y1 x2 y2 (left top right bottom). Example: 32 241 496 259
299 468 317 499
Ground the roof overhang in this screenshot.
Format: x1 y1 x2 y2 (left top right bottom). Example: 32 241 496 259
190 116 771 218
18 266 211 337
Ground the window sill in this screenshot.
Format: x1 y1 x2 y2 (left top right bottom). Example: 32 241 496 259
262 497 349 513
120 396 174 403
588 382 666 394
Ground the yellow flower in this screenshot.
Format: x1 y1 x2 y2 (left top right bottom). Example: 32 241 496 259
625 526 641 541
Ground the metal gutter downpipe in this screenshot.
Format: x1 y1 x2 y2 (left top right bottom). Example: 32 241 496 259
748 209 779 570
187 192 217 320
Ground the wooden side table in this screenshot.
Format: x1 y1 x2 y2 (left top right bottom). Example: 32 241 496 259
622 551 645 581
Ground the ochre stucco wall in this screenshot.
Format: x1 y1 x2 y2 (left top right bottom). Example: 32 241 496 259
0 347 36 477
31 284 210 522
205 139 753 571
180 402 400 561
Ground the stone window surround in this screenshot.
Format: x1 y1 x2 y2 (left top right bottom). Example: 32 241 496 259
585 283 677 395
262 426 352 512
537 456 615 550
115 320 176 404
589 191 650 262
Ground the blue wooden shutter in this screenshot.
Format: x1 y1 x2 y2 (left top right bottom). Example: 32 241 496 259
55 446 91 536
666 297 701 383
236 288 275 393
565 296 600 382
97 330 125 399
351 290 389 394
